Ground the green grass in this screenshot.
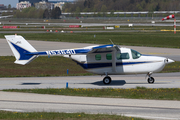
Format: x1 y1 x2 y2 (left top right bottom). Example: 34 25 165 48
162 61 180 73
0 111 144 120
0 56 180 77
1 32 180 48
0 56 91 77
3 87 180 101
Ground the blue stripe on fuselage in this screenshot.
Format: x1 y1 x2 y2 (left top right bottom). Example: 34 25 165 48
76 61 152 69
93 44 113 49
75 49 91 54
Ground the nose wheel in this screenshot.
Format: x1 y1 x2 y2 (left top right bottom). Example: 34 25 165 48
103 76 111 84
147 77 155 84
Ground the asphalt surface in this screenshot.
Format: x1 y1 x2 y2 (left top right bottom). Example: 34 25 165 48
1 21 180 27
0 30 162 34
0 73 180 120
1 91 180 120
0 73 180 90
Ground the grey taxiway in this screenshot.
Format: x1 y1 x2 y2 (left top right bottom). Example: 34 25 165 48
1 91 180 120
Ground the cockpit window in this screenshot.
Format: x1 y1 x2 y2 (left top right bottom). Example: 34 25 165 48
116 53 130 60
131 49 141 59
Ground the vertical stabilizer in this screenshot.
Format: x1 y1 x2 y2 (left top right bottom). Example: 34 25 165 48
5 35 38 65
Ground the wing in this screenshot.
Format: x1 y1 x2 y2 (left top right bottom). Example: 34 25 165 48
29 44 119 56
89 44 120 53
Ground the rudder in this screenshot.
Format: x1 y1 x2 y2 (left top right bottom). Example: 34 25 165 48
5 35 38 65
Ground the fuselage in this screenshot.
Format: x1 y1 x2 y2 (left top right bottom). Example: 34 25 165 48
66 47 174 75
5 35 175 84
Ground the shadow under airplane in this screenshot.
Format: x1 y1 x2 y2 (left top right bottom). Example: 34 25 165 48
21 83 41 85
92 80 126 86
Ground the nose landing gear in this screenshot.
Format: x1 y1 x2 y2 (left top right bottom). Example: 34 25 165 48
147 72 155 84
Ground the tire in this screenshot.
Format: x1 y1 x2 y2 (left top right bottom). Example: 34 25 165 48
147 77 155 84
103 76 111 84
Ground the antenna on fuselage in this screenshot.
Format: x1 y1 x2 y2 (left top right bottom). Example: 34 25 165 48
109 39 114 45
110 39 120 49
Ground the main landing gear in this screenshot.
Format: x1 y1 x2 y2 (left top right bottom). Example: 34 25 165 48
103 72 112 84
147 72 155 84
103 76 112 84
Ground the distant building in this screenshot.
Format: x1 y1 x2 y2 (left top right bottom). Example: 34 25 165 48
35 1 51 10
54 2 64 11
49 0 74 10
17 1 31 10
0 4 6 9
19 0 48 6
48 0 74 4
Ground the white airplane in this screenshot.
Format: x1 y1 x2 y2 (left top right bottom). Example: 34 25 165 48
5 35 174 84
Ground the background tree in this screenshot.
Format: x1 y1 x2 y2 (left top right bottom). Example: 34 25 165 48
63 0 180 12
43 9 50 19
51 7 61 19
101 5 107 12
14 7 44 18
155 3 160 11
8 4 11 9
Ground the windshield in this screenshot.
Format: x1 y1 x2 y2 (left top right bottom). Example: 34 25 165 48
131 49 141 59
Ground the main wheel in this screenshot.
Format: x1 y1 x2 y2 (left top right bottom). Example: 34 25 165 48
103 76 111 84
147 77 155 84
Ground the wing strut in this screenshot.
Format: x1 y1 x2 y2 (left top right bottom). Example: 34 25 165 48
112 47 117 72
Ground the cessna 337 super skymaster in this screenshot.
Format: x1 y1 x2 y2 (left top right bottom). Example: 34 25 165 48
5 35 174 84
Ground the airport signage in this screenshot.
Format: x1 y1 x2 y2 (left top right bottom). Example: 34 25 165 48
115 25 120 28
69 25 81 28
3 26 17 29
105 26 114 29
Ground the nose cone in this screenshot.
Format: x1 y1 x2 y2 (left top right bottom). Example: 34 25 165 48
164 58 175 64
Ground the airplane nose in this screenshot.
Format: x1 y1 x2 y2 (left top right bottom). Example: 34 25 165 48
164 58 175 64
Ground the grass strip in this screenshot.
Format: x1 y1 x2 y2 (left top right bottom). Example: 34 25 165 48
1 32 180 48
3 87 180 101
0 111 144 120
0 56 91 77
0 56 180 77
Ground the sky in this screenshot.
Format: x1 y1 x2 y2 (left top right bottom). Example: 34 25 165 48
0 0 18 8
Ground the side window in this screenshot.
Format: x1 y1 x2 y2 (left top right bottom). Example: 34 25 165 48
106 54 112 60
117 53 130 60
95 54 101 60
116 53 121 60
